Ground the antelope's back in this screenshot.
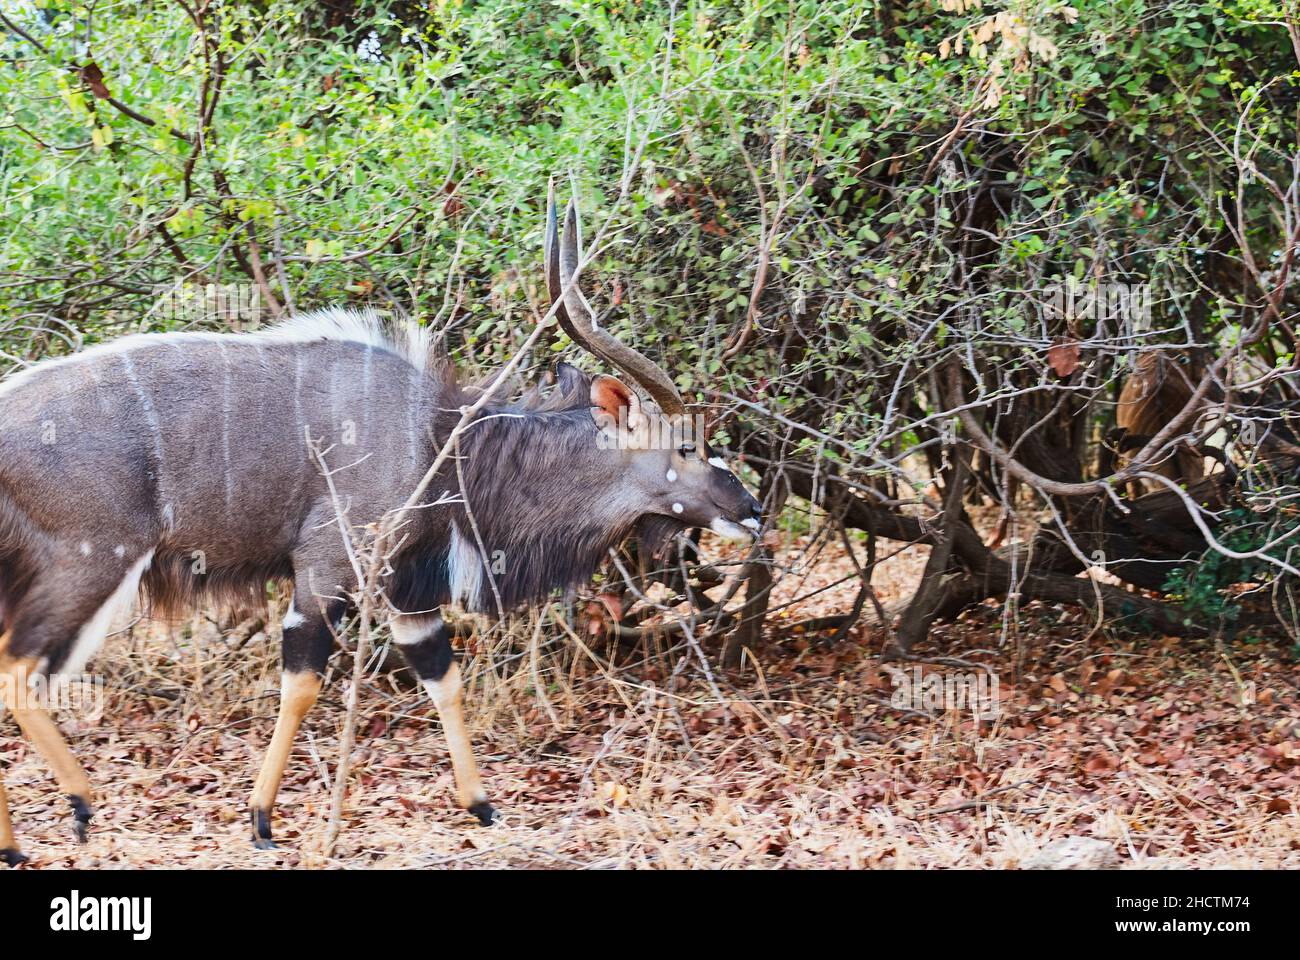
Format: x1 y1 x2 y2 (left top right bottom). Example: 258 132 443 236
0 329 444 567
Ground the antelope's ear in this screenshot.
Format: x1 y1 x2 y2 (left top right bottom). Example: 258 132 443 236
554 361 588 401
590 375 646 436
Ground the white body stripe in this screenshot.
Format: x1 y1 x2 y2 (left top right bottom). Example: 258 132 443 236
708 456 728 470
447 522 483 610
219 340 234 508
120 350 179 531
60 550 154 677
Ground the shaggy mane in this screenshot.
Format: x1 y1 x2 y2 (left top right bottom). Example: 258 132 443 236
263 307 438 374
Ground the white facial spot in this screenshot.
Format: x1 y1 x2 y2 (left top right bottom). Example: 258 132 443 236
708 456 728 470
113 544 125 558
282 604 305 630
79 541 92 557
710 517 752 542
741 517 762 533
672 502 684 514
666 469 677 483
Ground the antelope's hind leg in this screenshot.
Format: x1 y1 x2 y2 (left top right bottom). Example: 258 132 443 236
392 612 494 825
0 552 151 848
0 644 22 864
1 650 100 842
0 766 28 866
248 594 336 850
0 655 95 847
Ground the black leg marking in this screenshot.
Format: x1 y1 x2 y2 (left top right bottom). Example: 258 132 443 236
282 599 346 674
69 794 92 843
468 800 497 826
0 847 28 867
251 807 276 850
399 618 453 681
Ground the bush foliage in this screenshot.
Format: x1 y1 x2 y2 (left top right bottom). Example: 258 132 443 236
4 0 1299 645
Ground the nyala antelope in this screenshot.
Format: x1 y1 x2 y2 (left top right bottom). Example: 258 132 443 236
0 184 762 863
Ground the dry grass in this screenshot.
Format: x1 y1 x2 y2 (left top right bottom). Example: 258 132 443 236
3 522 1300 869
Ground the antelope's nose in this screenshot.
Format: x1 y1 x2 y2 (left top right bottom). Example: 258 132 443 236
740 495 763 536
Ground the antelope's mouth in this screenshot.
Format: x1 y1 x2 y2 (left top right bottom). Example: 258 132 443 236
710 517 762 542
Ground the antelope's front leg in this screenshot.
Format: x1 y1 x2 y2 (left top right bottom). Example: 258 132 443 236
249 595 333 849
391 613 495 825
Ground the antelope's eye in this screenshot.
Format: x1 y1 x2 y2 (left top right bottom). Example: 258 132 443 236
677 443 696 458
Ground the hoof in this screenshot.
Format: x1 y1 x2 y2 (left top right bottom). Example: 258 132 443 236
468 800 497 826
68 795 92 844
0 847 28 867
251 808 275 849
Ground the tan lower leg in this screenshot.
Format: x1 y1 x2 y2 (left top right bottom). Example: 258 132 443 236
1 656 93 843
9 707 92 799
0 641 24 859
0 649 21 858
1 658 91 800
0 779 24 865
0 781 14 849
250 671 322 841
426 662 487 809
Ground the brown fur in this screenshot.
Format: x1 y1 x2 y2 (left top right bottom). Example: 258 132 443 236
1115 351 1205 487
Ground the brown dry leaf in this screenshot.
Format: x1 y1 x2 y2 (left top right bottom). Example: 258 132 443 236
1093 668 1125 699
599 780 629 808
1047 340 1080 377
651 185 676 207
80 62 111 99
1084 750 1119 774
442 179 465 217
583 591 624 638
594 591 624 621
